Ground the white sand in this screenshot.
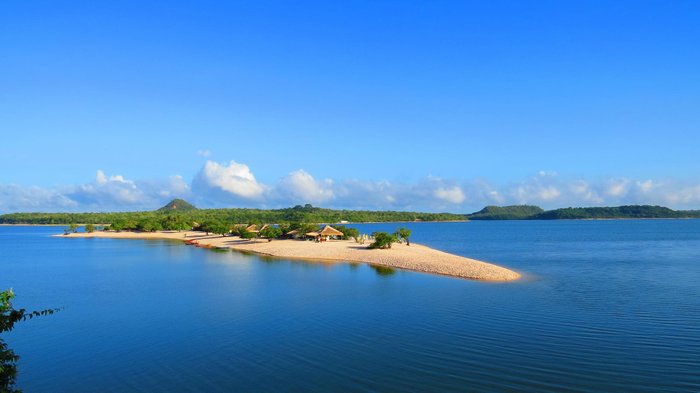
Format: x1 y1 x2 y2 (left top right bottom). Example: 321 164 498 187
56 231 521 281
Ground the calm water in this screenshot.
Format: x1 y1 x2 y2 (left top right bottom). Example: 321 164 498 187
2 221 700 392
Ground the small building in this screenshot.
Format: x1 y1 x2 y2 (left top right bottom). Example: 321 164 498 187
317 225 344 241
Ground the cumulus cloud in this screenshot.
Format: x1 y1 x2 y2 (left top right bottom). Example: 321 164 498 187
434 186 466 204
192 160 265 202
604 178 630 198
277 170 334 204
158 175 190 198
67 170 146 206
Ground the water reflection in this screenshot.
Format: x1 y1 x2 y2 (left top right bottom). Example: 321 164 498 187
370 265 396 276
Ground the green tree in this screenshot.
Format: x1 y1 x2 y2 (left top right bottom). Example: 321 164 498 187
138 219 163 232
259 226 283 241
1 289 59 392
368 232 397 249
394 227 412 245
163 215 190 231
336 226 359 241
66 223 79 234
294 223 319 235
210 222 230 237
239 230 257 241
85 223 95 233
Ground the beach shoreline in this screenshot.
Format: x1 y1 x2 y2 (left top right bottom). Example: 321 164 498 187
55 231 521 282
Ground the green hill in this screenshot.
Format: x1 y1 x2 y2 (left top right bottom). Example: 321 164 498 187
531 205 700 219
467 205 544 220
466 204 700 220
157 199 197 212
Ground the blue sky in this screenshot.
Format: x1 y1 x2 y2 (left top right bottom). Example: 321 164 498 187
1 1 699 213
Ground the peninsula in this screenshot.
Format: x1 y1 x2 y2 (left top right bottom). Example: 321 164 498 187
57 230 521 282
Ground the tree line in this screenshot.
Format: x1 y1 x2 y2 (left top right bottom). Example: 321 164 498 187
0 203 465 225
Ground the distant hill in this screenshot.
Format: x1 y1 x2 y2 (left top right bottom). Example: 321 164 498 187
467 205 545 220
465 204 700 220
531 205 700 220
157 199 197 212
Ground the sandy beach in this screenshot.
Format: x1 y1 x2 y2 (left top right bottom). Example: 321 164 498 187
56 231 521 281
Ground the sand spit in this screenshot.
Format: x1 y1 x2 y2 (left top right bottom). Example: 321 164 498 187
55 231 521 281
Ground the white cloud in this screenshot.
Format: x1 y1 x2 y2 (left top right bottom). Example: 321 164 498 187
538 186 561 201
605 179 630 198
278 170 334 204
193 160 265 200
434 186 466 204
68 170 145 205
636 180 654 193
569 181 604 204
0 184 77 213
4 164 700 213
158 175 190 198
197 149 211 157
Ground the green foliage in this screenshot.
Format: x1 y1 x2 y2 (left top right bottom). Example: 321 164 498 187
368 232 397 249
259 226 283 240
85 223 95 233
336 226 359 240
68 223 79 233
1 289 59 392
5 203 697 226
239 230 257 240
162 215 191 231
467 205 545 220
291 222 320 235
394 227 412 245
532 205 690 219
199 220 229 236
0 204 466 226
137 218 163 232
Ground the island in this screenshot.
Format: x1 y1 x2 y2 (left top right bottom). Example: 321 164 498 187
57 230 521 282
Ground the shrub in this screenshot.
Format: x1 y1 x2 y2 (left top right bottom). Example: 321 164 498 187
368 232 397 249
259 226 283 240
394 227 412 245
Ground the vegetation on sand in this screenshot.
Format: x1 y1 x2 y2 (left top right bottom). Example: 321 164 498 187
369 232 398 249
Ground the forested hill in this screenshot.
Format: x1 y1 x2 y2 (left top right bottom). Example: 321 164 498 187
466 204 700 220
0 202 465 225
157 198 197 212
532 205 700 219
467 205 544 220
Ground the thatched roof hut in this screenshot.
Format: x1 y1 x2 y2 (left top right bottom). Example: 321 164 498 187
318 225 343 237
245 224 268 233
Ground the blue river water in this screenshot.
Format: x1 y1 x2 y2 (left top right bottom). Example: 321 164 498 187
2 220 699 392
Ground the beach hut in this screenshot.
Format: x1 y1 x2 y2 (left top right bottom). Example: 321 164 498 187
245 224 268 234
318 225 344 241
285 229 301 239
